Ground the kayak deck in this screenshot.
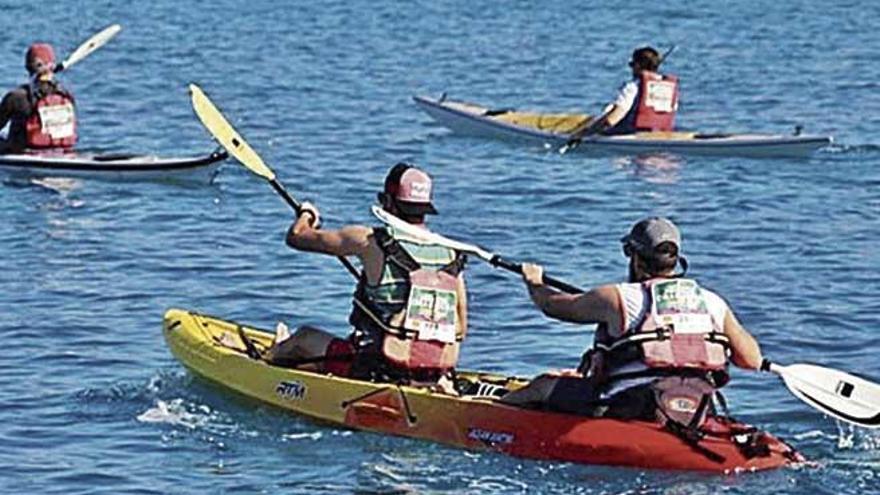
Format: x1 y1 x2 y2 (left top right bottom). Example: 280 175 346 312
0 149 228 183
413 95 832 158
163 308 804 472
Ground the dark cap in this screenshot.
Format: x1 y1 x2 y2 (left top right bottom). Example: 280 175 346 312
621 217 681 256
630 46 661 71
382 162 438 216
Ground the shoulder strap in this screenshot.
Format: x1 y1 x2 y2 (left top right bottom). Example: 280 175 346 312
373 227 421 273
26 82 40 106
632 281 653 334
440 252 467 276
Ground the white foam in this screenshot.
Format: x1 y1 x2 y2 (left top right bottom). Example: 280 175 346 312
137 399 209 429
282 431 323 441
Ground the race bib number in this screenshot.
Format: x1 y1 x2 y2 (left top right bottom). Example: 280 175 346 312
38 103 75 139
403 269 458 344
644 81 676 112
651 280 711 334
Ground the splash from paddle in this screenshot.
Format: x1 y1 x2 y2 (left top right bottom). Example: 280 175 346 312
55 24 122 73
189 83 358 278
371 205 583 294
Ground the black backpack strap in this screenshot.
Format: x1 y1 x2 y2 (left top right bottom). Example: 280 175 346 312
440 252 467 276
373 227 420 273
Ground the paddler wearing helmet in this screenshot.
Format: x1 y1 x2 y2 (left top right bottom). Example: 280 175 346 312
501 218 763 430
571 46 679 139
266 163 468 392
0 43 77 152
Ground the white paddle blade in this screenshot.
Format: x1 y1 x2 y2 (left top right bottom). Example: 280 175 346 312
370 205 494 261
61 24 121 70
772 363 880 428
189 84 275 181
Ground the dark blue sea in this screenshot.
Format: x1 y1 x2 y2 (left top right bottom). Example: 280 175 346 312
1 1 879 493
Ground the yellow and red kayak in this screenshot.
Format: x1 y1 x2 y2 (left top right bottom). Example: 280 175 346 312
163 308 804 472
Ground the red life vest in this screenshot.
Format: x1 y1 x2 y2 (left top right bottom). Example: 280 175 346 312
25 85 77 149
349 227 466 376
598 279 730 379
632 71 679 132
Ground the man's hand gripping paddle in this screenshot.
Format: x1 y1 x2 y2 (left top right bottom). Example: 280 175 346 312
373 207 880 429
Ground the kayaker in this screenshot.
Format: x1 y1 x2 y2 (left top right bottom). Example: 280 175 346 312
267 163 468 391
571 46 679 139
501 217 763 429
0 43 77 153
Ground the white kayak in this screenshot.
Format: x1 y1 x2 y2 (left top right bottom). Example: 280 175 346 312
413 95 832 158
0 149 228 183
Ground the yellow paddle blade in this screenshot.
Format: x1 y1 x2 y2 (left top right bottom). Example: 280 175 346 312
189 83 276 181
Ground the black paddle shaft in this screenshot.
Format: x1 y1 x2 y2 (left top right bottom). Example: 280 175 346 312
489 256 584 294
269 178 360 278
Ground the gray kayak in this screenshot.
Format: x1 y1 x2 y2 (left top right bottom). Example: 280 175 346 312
414 95 832 158
0 150 228 183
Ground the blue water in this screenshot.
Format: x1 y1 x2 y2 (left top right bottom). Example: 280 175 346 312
2 1 879 493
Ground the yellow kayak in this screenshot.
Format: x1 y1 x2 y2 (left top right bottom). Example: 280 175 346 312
163 308 804 472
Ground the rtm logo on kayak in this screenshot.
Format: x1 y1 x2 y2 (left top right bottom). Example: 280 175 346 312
467 427 515 446
275 381 306 401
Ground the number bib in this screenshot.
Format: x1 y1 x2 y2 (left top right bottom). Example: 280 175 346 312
403 269 458 344
37 102 76 139
644 80 676 113
650 279 712 334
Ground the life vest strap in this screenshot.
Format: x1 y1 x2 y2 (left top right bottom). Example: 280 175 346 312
596 328 731 353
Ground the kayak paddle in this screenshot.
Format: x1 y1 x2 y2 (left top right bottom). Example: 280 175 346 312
189 83 359 278
55 24 122 73
560 44 678 154
762 359 880 429
371 205 583 294
375 205 880 429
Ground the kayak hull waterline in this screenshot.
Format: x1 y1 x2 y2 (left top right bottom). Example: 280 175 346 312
163 308 803 472
0 150 228 182
413 95 832 158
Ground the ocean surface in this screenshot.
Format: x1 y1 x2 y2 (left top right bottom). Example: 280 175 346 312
1 0 879 493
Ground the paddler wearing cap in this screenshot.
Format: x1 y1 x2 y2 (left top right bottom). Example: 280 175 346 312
0 43 77 152
266 163 468 391
502 218 763 429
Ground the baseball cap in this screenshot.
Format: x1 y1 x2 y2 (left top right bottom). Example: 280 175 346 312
382 163 438 215
621 217 681 256
26 43 56 75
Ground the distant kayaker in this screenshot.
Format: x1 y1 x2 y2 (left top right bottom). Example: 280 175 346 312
268 163 468 392
501 217 763 429
0 43 77 153
571 46 679 139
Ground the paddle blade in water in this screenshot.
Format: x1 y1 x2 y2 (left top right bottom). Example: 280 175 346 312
60 24 121 71
772 363 880 428
189 84 275 181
